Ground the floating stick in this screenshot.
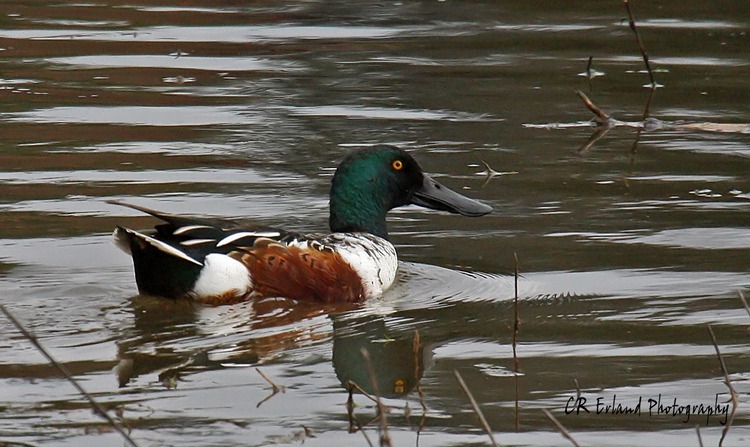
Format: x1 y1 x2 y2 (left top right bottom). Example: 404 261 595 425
543 409 582 447
576 90 610 123
738 290 750 319
512 252 520 367
624 0 656 87
707 325 738 447
454 370 499 447
256 368 286 408
512 252 522 430
585 56 594 92
0 304 139 447
360 348 392 447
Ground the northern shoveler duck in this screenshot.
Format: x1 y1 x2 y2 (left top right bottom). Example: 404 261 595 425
111 145 491 304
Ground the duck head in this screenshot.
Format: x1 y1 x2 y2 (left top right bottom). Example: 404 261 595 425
329 145 492 239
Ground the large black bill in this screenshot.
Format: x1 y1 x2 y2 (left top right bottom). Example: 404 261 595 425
410 174 492 217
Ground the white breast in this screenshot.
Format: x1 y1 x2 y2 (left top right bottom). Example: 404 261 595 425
312 233 398 298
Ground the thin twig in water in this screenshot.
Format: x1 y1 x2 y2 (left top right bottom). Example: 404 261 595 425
357 425 375 447
738 290 750 319
256 368 286 408
542 409 582 447
624 0 656 87
412 330 427 446
346 383 357 431
695 424 704 447
628 85 657 165
630 84 656 163
346 379 381 405
476 158 517 188
453 370 499 447
578 125 612 155
346 382 356 430
256 368 285 393
0 304 139 447
512 252 520 369
345 380 376 447
629 126 643 164
479 159 499 177
345 378 387 445
576 90 610 124
360 348 392 447
413 330 427 411
707 325 738 447
585 56 594 92
512 252 521 431
573 378 581 401
639 80 657 120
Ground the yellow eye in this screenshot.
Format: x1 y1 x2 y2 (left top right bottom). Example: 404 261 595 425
392 159 403 171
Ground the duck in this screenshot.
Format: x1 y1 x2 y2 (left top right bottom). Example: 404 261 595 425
110 145 491 304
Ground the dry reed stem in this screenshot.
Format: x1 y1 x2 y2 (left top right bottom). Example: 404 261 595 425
738 290 750 319
573 378 581 401
413 330 427 412
628 86 656 161
512 252 520 370
623 0 656 87
695 424 704 447
453 369 499 447
360 348 392 447
576 2 655 158
346 379 381 405
0 304 139 447
585 55 594 92
707 325 738 447
578 126 612 155
412 329 428 444
255 367 286 408
576 90 610 123
256 367 285 393
513 371 520 432
542 409 582 447
345 380 376 447
512 252 521 431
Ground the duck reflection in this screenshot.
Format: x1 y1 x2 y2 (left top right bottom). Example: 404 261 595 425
114 294 430 396
114 295 205 388
114 295 352 387
332 314 429 398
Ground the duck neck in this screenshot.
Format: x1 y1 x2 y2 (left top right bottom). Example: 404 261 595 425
329 182 390 240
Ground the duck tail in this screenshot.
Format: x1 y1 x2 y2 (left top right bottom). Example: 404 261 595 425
113 226 203 267
113 226 133 255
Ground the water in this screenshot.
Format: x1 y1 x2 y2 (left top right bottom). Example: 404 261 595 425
1 1 749 446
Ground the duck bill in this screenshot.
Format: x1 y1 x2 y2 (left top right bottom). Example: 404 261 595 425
410 174 492 216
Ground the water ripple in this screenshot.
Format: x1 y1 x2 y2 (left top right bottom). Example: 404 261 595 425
6 105 253 126
282 105 500 122
48 55 304 72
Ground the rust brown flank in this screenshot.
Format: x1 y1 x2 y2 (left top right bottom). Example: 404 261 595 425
232 238 366 303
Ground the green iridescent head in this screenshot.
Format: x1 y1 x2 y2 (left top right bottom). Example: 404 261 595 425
329 145 491 239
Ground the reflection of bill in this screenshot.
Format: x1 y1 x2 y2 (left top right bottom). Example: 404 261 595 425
332 315 431 398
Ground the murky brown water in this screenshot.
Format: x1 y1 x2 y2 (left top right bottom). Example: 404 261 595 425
1 1 749 446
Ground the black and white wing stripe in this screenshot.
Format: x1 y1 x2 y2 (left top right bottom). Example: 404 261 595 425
109 200 291 263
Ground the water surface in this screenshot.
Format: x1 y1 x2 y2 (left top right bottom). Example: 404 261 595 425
1 1 749 446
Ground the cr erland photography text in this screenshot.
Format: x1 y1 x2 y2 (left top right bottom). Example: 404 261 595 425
564 393 730 426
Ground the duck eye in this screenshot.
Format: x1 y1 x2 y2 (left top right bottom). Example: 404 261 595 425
392 159 404 171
